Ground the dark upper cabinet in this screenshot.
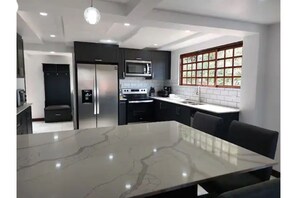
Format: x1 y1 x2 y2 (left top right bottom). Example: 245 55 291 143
74 42 119 63
124 48 152 61
118 48 125 79
17 34 25 78
151 50 171 80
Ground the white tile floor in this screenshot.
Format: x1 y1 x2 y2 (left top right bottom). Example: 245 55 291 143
32 121 74 134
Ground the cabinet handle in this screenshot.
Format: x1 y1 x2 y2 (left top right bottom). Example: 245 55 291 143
123 72 125 78
136 57 142 60
95 59 103 62
55 113 61 116
152 72 155 79
160 102 162 109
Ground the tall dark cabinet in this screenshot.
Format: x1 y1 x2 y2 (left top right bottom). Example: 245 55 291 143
17 34 25 78
43 64 72 122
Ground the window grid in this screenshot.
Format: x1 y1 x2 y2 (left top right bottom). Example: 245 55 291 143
180 42 242 88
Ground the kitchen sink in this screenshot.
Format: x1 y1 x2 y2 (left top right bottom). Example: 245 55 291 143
181 100 203 105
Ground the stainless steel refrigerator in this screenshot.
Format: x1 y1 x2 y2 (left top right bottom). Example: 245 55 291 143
77 63 118 129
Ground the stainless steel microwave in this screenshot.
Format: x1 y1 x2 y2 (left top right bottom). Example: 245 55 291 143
125 60 152 77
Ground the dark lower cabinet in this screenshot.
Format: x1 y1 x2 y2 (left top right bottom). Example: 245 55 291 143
119 100 127 125
17 106 32 135
154 100 191 126
154 99 239 138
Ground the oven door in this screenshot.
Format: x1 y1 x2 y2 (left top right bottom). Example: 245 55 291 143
127 100 154 123
125 60 151 77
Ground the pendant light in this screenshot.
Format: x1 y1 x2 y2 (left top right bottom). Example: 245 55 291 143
84 0 101 25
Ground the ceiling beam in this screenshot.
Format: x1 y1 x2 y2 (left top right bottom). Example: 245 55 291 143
125 0 164 19
145 9 265 35
158 32 206 50
17 12 43 43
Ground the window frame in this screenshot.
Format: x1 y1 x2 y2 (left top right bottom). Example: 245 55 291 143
180 41 243 88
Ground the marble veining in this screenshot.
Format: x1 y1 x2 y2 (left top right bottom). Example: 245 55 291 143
17 121 276 198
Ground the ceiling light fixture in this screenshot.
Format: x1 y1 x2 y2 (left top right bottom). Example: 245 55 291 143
124 23 130 26
153 44 158 46
84 0 101 25
40 12 48 16
50 51 55 54
185 30 191 33
50 34 56 38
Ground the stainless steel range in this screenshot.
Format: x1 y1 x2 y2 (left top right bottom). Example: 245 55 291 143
122 88 154 123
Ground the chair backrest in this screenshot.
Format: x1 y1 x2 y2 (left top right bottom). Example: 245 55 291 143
228 120 279 180
192 111 224 138
218 178 280 198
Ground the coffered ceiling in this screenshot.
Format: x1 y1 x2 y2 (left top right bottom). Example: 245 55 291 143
17 0 280 51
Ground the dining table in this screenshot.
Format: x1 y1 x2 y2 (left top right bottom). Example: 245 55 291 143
17 121 277 198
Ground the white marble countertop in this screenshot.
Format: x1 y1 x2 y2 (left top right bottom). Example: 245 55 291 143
17 103 32 115
152 97 240 114
17 121 275 198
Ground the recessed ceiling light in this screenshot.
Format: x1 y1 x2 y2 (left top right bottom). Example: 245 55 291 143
124 23 130 26
50 34 56 38
40 12 48 16
185 30 191 33
153 44 158 46
100 39 116 43
50 51 55 54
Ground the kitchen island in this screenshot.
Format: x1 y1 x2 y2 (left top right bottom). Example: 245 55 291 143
17 121 276 198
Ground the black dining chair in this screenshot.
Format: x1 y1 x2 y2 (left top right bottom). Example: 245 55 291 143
191 111 224 138
217 178 280 198
200 120 279 194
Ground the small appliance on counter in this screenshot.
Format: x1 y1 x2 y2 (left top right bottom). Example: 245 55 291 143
149 87 155 97
17 89 26 107
157 86 172 97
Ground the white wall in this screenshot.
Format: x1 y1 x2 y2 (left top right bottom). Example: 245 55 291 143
263 23 280 171
24 52 73 119
168 29 281 171
167 36 243 108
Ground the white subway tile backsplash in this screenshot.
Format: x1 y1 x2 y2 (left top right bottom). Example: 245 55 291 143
228 91 237 96
121 78 240 108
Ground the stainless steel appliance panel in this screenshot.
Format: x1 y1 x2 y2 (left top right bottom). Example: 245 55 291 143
96 64 118 128
77 64 97 129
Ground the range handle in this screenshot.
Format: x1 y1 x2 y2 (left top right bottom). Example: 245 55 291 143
128 100 154 104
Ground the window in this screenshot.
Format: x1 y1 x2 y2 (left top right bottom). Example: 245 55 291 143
180 42 243 88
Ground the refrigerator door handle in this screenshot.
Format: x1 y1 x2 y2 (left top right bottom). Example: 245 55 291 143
93 76 97 115
97 87 100 115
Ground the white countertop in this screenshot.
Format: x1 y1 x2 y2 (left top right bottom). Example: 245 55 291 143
17 121 274 198
17 103 32 115
152 97 240 114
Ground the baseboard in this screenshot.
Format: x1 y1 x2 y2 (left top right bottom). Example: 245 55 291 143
272 169 280 178
32 118 45 122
